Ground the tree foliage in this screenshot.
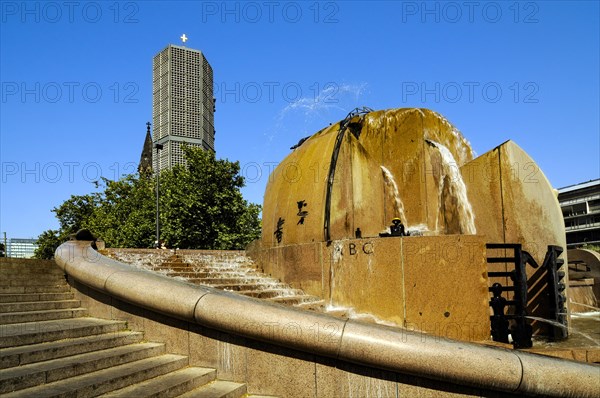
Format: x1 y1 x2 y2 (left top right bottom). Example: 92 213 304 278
53 194 99 235
160 146 261 250
34 193 99 259
34 230 63 259
34 146 261 258
85 175 156 248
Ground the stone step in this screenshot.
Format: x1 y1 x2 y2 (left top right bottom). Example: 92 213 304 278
152 266 191 271
0 300 81 313
153 266 255 273
152 267 209 273
177 380 247 398
240 289 305 299
0 342 166 393
0 318 127 348
159 271 261 279
0 276 65 286
245 396 280 398
0 293 74 303
210 284 286 292
99 366 216 397
0 354 189 398
0 271 64 278
127 253 325 315
0 262 61 270
0 258 274 398
295 300 326 312
0 307 88 324
0 259 54 265
187 278 276 286
0 285 71 294
160 262 189 268
0 268 65 277
0 331 144 369
268 295 323 306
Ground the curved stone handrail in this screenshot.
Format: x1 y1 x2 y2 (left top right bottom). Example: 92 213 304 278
55 240 599 397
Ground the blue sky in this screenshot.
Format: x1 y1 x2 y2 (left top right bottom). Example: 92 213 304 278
1 1 599 239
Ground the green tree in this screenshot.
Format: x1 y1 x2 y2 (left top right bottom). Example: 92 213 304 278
34 229 63 259
0 242 5 257
35 145 261 254
85 176 155 248
160 146 261 249
54 193 100 235
34 193 100 259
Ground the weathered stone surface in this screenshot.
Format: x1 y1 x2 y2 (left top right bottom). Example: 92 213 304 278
568 248 600 302
245 344 315 398
49 243 600 397
461 140 569 334
402 235 489 341
0 258 253 398
257 109 570 341
255 235 489 341
261 108 476 249
315 359 398 398
326 237 404 325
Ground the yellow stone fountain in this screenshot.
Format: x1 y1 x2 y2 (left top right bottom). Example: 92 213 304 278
251 107 569 343
46 107 598 396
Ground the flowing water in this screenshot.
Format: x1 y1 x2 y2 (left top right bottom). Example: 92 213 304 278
380 166 407 224
106 251 600 354
570 300 600 312
107 250 323 303
528 313 600 348
108 251 171 271
405 223 430 236
427 140 477 235
380 166 434 235
324 304 399 327
569 288 599 312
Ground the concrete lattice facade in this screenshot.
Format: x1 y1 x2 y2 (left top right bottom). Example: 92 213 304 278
558 179 600 248
152 44 214 173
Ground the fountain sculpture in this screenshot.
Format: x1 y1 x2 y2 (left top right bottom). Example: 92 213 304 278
250 107 570 344
48 106 598 397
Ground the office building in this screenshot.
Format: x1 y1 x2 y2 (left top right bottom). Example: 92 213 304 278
6 238 38 258
152 43 215 173
558 179 600 248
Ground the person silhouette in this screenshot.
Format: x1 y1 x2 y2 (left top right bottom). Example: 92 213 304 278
390 218 406 236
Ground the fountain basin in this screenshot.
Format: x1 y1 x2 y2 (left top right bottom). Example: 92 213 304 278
250 234 490 341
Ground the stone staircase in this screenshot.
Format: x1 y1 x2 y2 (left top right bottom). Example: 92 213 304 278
104 250 398 324
0 258 265 397
106 250 325 310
